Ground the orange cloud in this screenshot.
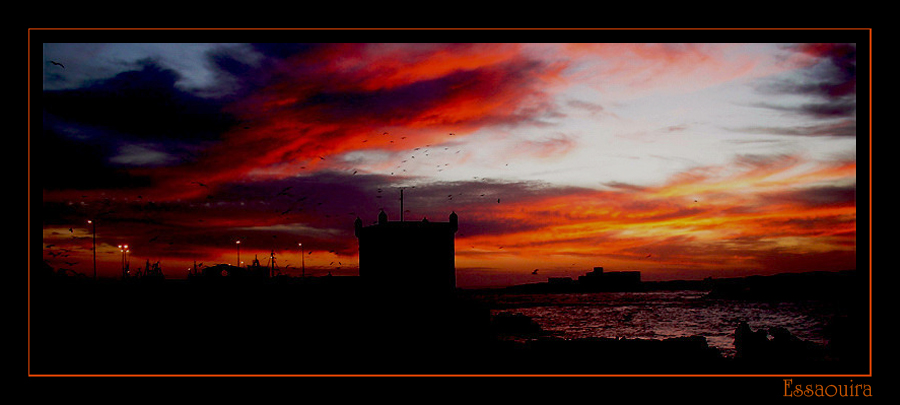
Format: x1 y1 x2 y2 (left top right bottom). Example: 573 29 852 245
454 154 856 279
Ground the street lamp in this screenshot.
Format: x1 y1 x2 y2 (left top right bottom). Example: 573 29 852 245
88 220 96 281
236 240 241 267
117 244 129 279
298 242 305 278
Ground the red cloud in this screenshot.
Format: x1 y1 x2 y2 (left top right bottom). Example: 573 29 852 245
128 44 570 198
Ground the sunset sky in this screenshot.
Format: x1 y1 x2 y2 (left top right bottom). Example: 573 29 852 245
34 31 863 288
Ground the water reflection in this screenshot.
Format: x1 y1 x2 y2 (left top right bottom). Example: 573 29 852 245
480 291 845 357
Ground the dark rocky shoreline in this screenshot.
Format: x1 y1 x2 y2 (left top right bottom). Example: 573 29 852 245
29 266 868 375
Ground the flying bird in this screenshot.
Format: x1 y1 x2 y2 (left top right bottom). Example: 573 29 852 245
532 269 539 275
49 60 65 68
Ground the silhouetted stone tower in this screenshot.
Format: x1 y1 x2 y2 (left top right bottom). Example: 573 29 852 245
355 208 458 292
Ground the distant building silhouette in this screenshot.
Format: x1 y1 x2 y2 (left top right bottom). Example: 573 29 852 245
577 267 641 291
355 210 458 292
506 266 643 293
198 255 271 280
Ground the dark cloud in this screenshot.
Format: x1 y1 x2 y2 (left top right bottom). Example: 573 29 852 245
39 115 154 191
789 43 857 98
222 175 597 240
566 99 605 115
761 183 857 209
732 153 800 171
727 118 856 137
252 54 559 130
250 43 327 60
748 99 856 120
751 43 857 122
41 168 604 265
41 170 395 260
601 181 649 192
300 72 469 122
42 61 239 143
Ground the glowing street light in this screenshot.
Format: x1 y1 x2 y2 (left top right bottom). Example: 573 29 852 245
236 240 241 267
87 220 96 281
117 244 129 279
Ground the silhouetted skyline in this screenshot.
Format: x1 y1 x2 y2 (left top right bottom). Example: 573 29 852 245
35 30 861 288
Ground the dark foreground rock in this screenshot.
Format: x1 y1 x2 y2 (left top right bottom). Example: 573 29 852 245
29 276 867 375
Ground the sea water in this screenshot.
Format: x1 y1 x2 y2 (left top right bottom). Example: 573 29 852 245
478 290 849 358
